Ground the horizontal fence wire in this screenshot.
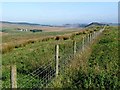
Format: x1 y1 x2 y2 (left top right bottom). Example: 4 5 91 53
17 60 55 88
58 40 74 74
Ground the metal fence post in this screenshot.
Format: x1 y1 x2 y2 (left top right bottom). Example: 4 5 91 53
10 65 17 89
55 45 59 77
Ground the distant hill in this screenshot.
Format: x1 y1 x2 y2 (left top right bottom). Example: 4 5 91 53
0 21 87 28
0 21 41 26
0 21 61 27
1 21 117 28
85 22 106 27
62 22 107 28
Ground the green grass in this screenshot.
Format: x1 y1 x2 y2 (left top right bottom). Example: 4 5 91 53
77 26 119 88
2 26 104 88
49 26 119 89
2 32 83 88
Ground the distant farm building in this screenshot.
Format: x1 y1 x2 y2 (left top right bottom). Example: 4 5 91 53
16 28 28 31
16 28 42 32
30 29 42 33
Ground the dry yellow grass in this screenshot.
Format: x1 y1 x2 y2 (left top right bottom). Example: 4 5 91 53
0 32 8 36
1 29 87 54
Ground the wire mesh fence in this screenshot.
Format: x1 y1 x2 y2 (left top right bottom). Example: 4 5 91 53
2 26 106 88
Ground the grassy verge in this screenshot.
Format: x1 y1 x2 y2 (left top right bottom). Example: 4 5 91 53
49 26 119 89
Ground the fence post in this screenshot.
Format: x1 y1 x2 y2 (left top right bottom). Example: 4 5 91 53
87 34 90 44
95 31 97 38
91 33 93 41
89 33 91 42
55 45 59 77
82 37 85 51
90 33 92 42
90 33 92 41
10 65 17 89
93 32 95 39
73 41 76 55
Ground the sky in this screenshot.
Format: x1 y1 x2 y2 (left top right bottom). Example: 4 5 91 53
1 2 118 25
0 0 119 2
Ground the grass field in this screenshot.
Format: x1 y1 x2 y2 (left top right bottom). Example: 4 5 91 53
2 25 118 88
1 26 85 54
1 25 100 54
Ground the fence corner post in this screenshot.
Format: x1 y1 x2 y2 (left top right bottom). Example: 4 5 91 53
10 64 17 89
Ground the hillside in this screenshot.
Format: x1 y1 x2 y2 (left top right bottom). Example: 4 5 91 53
85 22 106 27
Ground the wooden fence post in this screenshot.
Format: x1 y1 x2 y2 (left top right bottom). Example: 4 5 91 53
90 33 92 42
93 32 95 39
10 65 17 89
91 33 93 41
87 34 90 44
73 41 76 55
89 33 91 42
55 45 59 77
82 37 85 51
95 31 97 38
0 61 2 89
